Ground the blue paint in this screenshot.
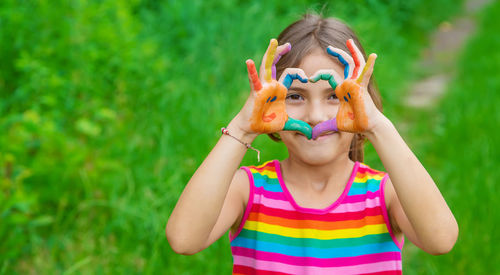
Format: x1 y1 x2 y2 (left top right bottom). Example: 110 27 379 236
270 96 277 102
266 97 270 103
327 48 349 79
344 96 348 102
348 92 351 99
282 73 307 89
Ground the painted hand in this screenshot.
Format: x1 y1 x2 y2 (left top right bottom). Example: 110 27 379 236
247 39 290 133
247 39 311 138
331 39 378 133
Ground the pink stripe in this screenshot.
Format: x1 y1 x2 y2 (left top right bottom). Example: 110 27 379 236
229 167 255 242
254 194 295 211
234 255 401 274
233 246 401 267
343 191 379 203
332 198 381 213
250 202 383 222
254 194 381 214
254 186 288 200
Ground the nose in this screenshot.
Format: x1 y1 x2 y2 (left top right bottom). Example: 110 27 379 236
305 99 331 127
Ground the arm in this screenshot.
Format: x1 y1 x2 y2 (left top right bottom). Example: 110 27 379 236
366 119 458 255
166 40 293 254
166 125 255 255
328 39 458 254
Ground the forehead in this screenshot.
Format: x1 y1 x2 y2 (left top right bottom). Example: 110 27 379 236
286 50 344 91
298 49 345 77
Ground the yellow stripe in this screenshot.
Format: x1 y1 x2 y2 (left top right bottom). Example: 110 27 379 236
243 220 388 240
249 169 277 179
354 174 385 182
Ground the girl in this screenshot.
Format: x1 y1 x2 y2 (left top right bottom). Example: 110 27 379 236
166 14 458 274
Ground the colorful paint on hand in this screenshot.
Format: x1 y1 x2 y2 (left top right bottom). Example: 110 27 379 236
331 40 377 132
311 118 338 140
283 117 313 139
247 39 290 133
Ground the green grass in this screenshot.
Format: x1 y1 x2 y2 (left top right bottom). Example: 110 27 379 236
0 0 481 273
396 2 500 273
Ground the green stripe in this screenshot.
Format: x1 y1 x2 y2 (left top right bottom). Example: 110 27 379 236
237 228 394 249
252 173 280 185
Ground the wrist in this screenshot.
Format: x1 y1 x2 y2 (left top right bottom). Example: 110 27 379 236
363 115 395 142
226 118 258 144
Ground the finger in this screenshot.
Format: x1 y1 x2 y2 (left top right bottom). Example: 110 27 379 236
283 117 312 139
357 53 377 87
246 59 262 91
326 46 354 79
346 39 365 80
278 68 308 89
311 118 338 139
261 38 278 83
272 43 291 79
309 69 342 90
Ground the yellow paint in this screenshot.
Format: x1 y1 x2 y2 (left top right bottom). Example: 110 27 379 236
264 39 278 82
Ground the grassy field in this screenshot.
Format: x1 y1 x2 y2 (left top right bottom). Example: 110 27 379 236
399 1 500 273
3 0 498 273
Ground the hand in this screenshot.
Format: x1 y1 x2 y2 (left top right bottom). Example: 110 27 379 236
327 39 384 133
232 39 291 135
234 39 311 137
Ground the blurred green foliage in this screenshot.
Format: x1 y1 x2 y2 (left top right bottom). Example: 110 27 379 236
0 0 484 273
399 2 500 273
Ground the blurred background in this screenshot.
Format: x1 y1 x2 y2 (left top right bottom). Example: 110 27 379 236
0 0 498 273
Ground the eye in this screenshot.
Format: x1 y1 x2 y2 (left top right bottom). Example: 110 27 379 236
285 93 304 102
328 93 338 101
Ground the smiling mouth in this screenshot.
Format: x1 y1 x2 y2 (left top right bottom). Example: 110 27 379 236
262 112 276 122
297 130 336 140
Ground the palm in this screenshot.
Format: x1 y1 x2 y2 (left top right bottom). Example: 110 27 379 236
250 80 288 133
336 79 368 132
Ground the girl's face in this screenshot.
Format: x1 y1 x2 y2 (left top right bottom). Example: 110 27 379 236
279 49 354 165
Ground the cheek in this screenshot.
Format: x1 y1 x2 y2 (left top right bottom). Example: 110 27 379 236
327 103 340 118
285 104 307 119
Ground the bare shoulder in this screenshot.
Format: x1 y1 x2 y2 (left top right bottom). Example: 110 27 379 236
228 168 251 232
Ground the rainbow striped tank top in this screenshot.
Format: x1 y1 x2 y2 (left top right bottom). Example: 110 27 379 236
229 160 404 274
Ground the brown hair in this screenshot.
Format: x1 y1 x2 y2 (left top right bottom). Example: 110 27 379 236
271 13 383 162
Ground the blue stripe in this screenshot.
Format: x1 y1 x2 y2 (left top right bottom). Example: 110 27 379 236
348 179 381 195
253 178 283 192
231 237 400 258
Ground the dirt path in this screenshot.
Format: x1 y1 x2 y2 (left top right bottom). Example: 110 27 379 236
404 0 491 107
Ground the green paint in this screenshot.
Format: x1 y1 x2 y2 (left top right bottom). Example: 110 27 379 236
283 117 313 139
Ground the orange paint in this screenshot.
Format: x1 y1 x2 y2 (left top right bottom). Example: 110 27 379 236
346 40 360 79
335 79 369 132
250 80 288 133
262 112 276 122
246 59 262 91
